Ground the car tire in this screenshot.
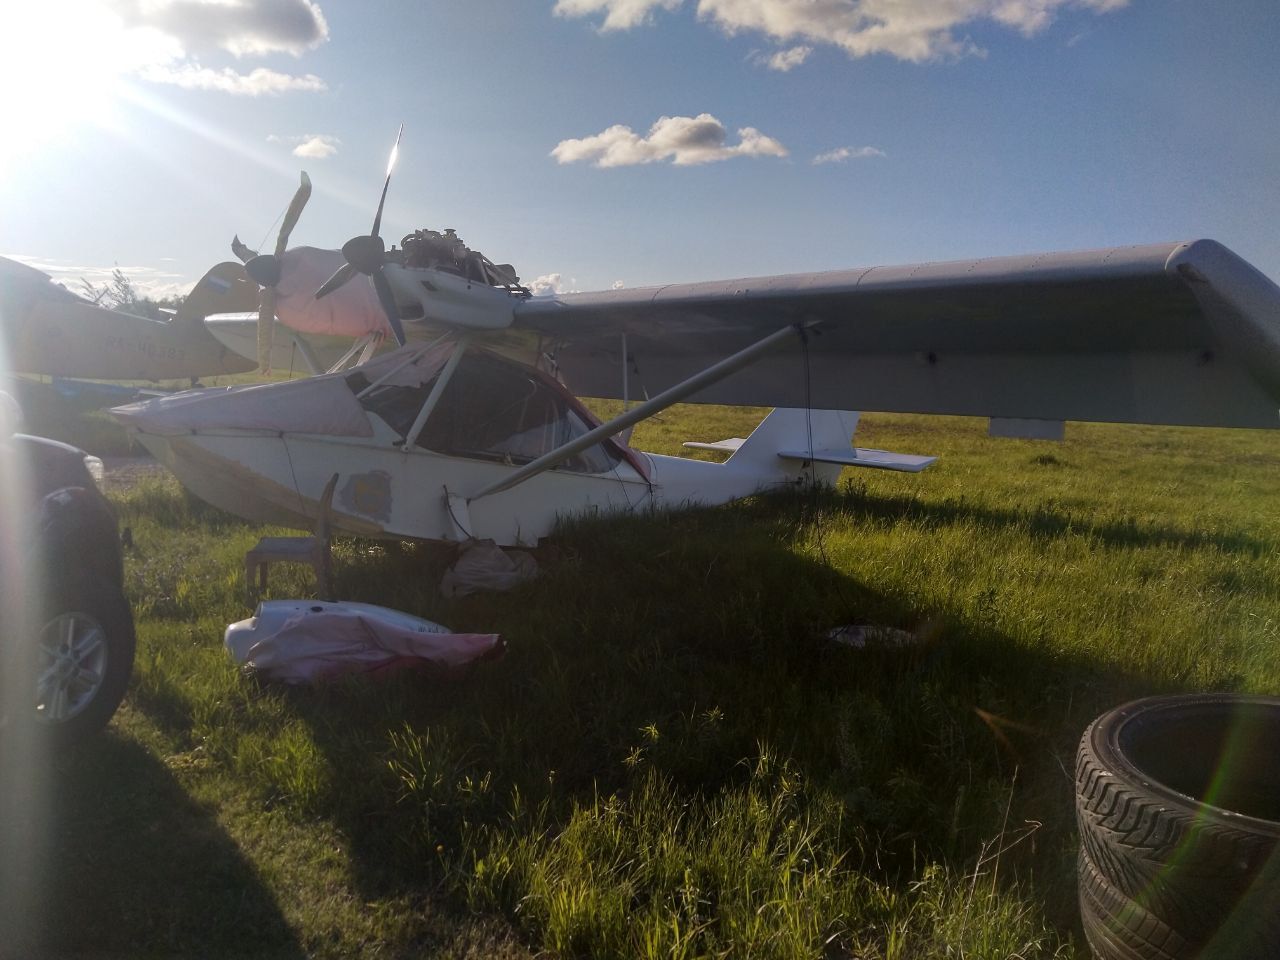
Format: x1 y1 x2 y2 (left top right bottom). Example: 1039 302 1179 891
27 581 135 746
1075 694 1280 959
1078 846 1189 960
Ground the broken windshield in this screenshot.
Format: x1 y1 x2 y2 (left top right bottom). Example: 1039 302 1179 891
348 349 626 474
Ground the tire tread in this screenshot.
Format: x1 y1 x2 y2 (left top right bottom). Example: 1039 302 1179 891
1075 696 1280 959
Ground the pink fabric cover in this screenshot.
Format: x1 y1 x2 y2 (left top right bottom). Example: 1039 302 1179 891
275 247 392 339
226 603 500 684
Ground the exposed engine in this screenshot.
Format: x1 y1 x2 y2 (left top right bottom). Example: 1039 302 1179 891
396 228 529 297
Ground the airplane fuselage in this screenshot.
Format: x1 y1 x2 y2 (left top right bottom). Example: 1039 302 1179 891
129 418 826 546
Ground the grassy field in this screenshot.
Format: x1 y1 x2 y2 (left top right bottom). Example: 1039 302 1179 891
4 394 1279 958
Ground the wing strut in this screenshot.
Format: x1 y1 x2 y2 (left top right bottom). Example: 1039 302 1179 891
469 321 815 502
404 338 470 448
324 333 378 374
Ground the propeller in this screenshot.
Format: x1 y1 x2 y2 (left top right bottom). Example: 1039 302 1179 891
314 125 407 346
232 171 312 370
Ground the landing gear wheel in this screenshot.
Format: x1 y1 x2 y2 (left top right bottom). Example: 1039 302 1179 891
29 584 135 745
1075 694 1280 959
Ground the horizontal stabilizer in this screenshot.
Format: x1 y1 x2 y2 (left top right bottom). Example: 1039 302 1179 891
777 447 937 473
683 438 745 452
683 410 932 475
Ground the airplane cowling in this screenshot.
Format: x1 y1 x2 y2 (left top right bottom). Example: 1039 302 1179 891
273 247 391 340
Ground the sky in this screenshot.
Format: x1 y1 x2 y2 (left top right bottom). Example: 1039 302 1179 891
1 0 1278 300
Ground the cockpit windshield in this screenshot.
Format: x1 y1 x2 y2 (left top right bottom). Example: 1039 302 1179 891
347 347 628 475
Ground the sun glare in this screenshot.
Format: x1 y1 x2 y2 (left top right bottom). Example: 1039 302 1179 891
0 2 174 173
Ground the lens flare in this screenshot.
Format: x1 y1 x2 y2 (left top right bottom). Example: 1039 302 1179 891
0 2 177 175
0 381 51 948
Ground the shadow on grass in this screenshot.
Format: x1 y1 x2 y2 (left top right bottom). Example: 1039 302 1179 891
253 492 1191 942
0 729 303 960
833 480 1272 556
98 485 1223 954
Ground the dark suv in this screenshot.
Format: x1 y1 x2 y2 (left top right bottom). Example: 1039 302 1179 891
1 432 135 744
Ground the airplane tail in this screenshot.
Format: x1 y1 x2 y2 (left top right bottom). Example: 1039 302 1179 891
726 408 860 485
684 407 936 480
175 261 260 327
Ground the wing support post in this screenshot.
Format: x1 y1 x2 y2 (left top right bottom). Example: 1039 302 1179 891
469 321 817 501
290 333 326 377
403 337 470 450
325 332 382 374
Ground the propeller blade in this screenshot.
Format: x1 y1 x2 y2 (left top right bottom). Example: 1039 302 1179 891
275 171 312 256
258 286 276 372
370 124 403 239
231 235 257 264
315 261 358 300
313 128 403 304
372 270 406 346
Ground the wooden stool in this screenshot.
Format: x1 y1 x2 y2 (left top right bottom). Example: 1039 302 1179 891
245 473 339 600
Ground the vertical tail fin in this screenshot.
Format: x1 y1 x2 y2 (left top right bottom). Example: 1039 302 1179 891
726 408 860 484
174 262 260 327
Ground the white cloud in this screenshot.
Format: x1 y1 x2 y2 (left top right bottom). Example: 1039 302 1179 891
812 145 886 164
107 0 329 57
142 64 326 95
553 0 681 31
269 133 341 157
751 44 811 70
80 0 331 95
529 273 576 296
6 255 193 301
556 0 1130 63
611 280 626 289
553 113 787 167
292 135 339 158
124 278 197 301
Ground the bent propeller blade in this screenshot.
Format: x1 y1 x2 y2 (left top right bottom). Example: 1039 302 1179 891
276 171 312 256
257 286 276 372
231 235 256 264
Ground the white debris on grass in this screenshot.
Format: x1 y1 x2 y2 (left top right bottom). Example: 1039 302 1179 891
828 623 922 650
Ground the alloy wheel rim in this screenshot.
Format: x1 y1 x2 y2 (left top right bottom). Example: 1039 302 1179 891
35 612 108 723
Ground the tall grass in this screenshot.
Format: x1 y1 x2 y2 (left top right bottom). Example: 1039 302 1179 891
460 750 1067 958
15 406 1277 958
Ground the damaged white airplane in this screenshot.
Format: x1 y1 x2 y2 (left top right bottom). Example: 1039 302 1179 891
111 137 1280 547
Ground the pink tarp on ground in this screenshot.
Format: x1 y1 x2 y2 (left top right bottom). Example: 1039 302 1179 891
225 600 501 684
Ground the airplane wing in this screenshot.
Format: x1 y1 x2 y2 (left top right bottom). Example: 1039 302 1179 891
512 240 1280 429
0 255 83 304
